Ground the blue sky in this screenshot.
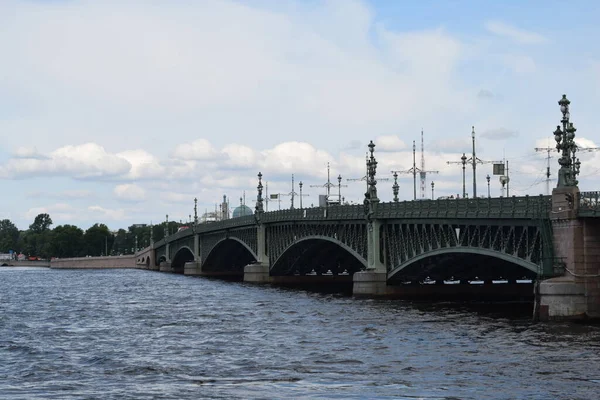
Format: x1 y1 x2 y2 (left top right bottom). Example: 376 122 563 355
1 0 599 230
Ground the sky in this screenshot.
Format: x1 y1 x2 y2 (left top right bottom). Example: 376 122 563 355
1 0 600 231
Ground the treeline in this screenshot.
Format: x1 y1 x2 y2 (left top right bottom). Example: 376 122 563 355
0 213 183 259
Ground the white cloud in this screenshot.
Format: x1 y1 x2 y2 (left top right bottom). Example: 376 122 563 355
375 135 407 152
171 139 219 161
484 21 547 44
88 205 127 221
114 184 146 202
0 143 131 179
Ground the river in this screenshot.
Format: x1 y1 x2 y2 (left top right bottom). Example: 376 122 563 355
1 267 599 399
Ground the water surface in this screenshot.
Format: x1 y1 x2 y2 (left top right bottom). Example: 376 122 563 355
1 267 599 399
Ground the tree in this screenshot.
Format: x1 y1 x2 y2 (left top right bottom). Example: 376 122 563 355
29 213 53 234
50 225 84 258
83 223 113 256
0 219 19 253
112 229 129 255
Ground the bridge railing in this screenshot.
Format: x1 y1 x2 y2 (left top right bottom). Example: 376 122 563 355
578 191 600 216
262 205 365 222
377 195 551 219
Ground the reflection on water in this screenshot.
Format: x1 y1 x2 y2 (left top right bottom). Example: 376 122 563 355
0 268 599 399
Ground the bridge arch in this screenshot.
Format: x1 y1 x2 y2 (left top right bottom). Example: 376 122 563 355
202 238 257 275
271 236 367 276
388 247 540 283
171 246 195 274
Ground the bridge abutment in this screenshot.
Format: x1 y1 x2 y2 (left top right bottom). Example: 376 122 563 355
537 187 600 320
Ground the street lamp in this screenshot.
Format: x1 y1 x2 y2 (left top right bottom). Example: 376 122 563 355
299 181 303 209
555 94 580 187
486 174 491 198
431 181 435 200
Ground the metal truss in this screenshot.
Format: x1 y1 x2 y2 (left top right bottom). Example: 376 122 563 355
385 218 555 279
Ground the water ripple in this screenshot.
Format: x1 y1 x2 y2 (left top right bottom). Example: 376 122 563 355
1 267 599 399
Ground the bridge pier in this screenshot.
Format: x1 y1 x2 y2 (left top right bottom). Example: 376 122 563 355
353 271 388 296
244 263 271 283
536 187 600 320
159 261 172 272
184 261 202 276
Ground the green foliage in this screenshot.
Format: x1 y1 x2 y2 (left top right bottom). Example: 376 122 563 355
29 213 53 234
4 213 163 258
83 223 114 256
51 225 85 258
0 219 19 252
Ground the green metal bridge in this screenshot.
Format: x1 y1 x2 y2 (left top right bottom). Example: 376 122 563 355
148 194 571 284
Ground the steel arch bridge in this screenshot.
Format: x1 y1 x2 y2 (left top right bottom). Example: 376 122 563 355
152 195 559 282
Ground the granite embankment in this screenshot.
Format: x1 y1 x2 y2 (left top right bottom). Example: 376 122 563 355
50 255 137 269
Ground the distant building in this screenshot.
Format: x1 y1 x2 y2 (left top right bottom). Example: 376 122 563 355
232 205 253 218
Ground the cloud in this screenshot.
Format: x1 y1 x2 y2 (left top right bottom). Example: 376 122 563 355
484 21 547 44
116 149 164 180
24 203 76 222
88 205 127 221
114 184 146 202
375 135 407 152
13 146 48 159
171 139 219 161
0 143 131 179
260 142 333 178
480 127 519 140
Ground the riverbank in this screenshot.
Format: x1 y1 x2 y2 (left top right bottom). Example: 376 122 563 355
50 255 137 269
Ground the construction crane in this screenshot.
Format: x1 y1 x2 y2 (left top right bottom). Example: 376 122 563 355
311 163 347 206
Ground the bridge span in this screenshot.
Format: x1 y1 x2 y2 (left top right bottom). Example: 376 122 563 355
136 178 600 321
140 115 600 321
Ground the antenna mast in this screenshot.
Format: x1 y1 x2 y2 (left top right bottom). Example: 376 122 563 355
418 129 439 198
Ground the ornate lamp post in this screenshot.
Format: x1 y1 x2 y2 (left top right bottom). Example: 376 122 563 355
392 171 399 202
431 181 435 200
255 172 264 215
555 94 580 187
486 174 491 198
299 181 303 209
366 141 379 201
164 214 169 238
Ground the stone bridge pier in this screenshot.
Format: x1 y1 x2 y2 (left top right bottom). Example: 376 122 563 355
536 188 600 320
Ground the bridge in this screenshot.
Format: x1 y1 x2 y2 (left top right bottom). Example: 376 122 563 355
137 95 600 321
